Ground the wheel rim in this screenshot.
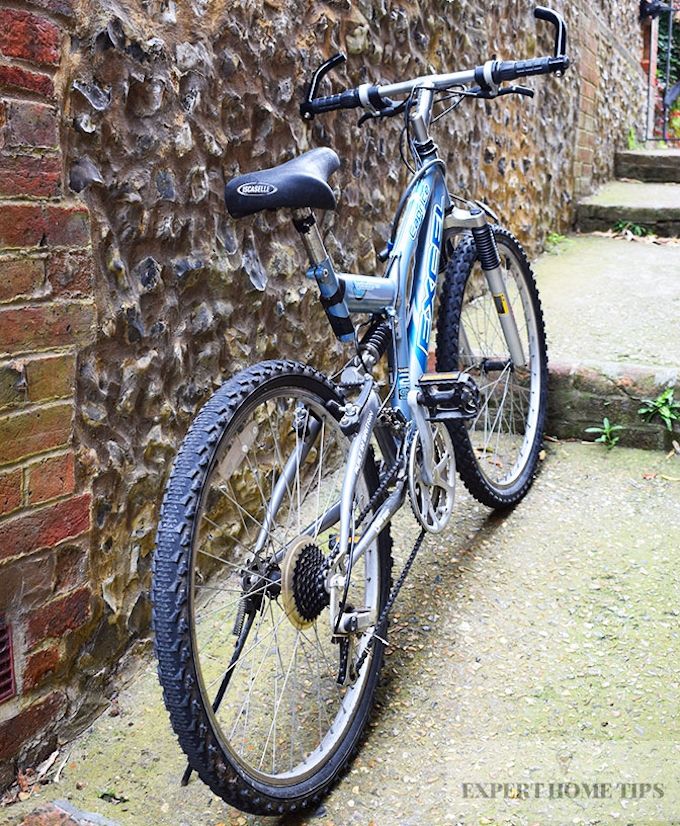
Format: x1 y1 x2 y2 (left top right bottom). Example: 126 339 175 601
457 241 543 489
188 385 381 785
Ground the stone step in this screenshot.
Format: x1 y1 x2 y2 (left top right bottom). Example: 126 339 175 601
535 234 680 450
575 181 680 236
616 149 680 183
547 361 678 451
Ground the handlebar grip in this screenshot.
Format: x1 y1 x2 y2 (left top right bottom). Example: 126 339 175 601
493 55 569 83
300 89 360 119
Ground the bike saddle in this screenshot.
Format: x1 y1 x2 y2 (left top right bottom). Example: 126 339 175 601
224 147 340 218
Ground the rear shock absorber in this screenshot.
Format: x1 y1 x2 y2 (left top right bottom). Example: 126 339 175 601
359 318 392 369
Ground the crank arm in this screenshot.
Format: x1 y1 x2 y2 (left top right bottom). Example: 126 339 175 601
407 388 435 485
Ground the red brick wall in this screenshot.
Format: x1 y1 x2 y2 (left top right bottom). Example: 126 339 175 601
0 0 96 785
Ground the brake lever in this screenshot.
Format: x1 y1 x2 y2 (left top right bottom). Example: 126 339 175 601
498 85 535 98
357 99 406 127
469 85 535 100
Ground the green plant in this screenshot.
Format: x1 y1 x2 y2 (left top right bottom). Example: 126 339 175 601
585 418 623 450
638 388 680 432
545 231 568 253
613 220 651 237
627 127 640 151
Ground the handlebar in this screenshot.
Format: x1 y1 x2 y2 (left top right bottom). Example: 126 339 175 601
300 5 569 121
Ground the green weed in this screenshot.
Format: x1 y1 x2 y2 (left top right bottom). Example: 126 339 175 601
585 418 623 450
613 220 651 237
638 388 680 432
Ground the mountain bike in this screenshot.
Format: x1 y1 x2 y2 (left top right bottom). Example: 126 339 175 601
152 7 569 815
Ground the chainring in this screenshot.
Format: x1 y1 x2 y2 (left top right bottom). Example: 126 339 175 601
408 421 456 534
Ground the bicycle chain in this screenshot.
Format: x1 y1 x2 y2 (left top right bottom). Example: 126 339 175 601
320 425 424 681
321 448 404 578
354 526 427 676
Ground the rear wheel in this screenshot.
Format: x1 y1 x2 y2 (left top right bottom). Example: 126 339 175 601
153 360 391 815
436 227 548 508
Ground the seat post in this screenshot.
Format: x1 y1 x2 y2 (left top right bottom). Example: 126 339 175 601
292 209 328 266
291 209 355 344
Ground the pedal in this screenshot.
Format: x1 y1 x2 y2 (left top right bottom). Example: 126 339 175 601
416 372 479 422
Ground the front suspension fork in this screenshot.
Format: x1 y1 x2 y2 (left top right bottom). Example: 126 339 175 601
470 220 527 369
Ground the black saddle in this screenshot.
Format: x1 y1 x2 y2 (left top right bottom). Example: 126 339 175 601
224 147 340 219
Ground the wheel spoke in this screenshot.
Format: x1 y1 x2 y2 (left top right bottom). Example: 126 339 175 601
167 376 385 788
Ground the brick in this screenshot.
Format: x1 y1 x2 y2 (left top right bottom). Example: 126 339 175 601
54 542 87 590
47 250 94 297
0 203 89 249
0 492 90 564
26 585 91 645
576 144 594 163
577 112 595 134
26 353 75 402
0 153 62 199
23 644 61 690
582 62 599 86
0 468 21 515
576 128 595 150
584 30 598 55
580 78 596 101
0 551 54 611
579 94 596 118
0 64 54 99
0 302 95 354
0 10 61 68
0 691 65 756
0 256 46 302
27 451 74 505
2 100 59 149
0 361 26 408
0 402 72 465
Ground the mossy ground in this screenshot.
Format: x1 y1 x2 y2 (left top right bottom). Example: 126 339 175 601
5 442 680 826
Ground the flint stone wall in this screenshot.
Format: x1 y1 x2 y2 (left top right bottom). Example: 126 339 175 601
67 0 643 722
0 0 645 778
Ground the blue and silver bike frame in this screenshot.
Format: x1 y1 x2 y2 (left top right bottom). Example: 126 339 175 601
290 89 525 625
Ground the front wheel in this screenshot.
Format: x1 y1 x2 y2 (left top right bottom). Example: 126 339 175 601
436 227 548 508
152 360 391 815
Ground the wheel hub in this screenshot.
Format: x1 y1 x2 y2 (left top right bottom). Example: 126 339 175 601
281 537 330 629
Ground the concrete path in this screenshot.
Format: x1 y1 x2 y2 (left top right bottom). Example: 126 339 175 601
535 234 680 370
4 443 680 826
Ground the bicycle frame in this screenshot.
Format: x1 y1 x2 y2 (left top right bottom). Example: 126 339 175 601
282 92 526 619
